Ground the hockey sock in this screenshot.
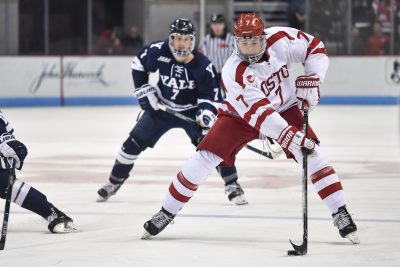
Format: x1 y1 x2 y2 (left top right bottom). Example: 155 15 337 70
311 166 345 213
292 145 346 214
216 165 239 185
110 137 142 184
12 179 53 219
162 150 223 214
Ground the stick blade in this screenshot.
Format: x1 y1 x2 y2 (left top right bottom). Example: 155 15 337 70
287 239 307 256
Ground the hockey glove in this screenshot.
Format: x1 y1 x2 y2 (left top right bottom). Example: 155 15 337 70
295 74 320 111
134 84 159 112
196 109 216 129
277 126 315 155
0 133 28 170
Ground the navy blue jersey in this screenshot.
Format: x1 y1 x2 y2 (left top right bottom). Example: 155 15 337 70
0 111 13 135
131 40 221 112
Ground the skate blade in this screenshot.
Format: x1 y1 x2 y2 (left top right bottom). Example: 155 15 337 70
96 195 109 202
52 222 79 233
231 195 248 205
346 232 360 244
141 230 152 240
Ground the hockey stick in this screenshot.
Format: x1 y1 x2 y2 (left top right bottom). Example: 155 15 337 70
0 158 16 250
156 103 279 159
288 103 309 256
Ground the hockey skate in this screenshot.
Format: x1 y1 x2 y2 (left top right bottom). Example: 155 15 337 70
142 208 175 239
225 181 248 205
97 181 124 202
47 206 78 233
332 205 360 244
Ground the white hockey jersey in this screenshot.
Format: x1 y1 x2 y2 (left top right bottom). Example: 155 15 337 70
220 27 329 139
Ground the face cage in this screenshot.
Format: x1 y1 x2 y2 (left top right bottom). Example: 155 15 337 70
234 35 266 63
169 33 195 59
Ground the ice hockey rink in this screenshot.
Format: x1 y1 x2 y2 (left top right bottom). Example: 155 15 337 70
0 105 399 267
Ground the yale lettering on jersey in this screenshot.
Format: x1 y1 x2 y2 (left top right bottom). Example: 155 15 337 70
160 75 195 90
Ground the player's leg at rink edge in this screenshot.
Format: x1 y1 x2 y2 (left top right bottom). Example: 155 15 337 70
142 150 222 239
286 144 359 244
97 136 143 202
0 170 78 233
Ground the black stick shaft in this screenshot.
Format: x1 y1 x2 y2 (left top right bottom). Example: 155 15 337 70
0 161 16 250
302 108 309 253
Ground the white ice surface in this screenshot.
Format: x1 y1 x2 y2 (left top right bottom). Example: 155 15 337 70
0 106 399 267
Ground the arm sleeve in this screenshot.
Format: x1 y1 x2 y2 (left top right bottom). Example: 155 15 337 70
196 62 221 114
222 72 289 139
130 42 162 88
285 28 329 82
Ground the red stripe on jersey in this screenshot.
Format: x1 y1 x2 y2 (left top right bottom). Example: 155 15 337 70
311 166 336 184
318 182 343 200
235 62 249 89
311 47 328 56
297 31 310 42
177 172 198 191
243 99 270 123
254 108 274 130
169 183 191 203
306 37 321 59
266 31 295 47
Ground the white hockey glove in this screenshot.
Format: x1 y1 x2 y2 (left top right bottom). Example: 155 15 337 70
196 109 216 129
134 84 159 112
0 133 28 170
295 74 320 111
277 126 315 155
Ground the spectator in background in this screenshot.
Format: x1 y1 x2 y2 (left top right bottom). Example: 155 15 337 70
374 0 392 35
287 0 305 30
198 14 235 79
123 25 144 55
94 26 124 55
351 0 375 55
366 21 390 55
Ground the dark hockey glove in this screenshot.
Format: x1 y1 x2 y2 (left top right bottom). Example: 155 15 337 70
134 84 159 112
0 133 28 170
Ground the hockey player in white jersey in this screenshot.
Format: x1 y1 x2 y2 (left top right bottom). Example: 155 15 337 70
142 13 359 244
0 111 78 233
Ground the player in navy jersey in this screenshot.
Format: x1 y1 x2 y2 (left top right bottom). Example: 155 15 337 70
97 18 247 205
0 111 78 233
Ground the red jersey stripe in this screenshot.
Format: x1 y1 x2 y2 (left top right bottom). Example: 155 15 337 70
311 47 328 56
243 99 270 123
267 31 295 47
235 61 249 89
254 108 274 130
306 37 321 59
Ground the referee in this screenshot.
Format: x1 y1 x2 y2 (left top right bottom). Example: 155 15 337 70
198 14 235 90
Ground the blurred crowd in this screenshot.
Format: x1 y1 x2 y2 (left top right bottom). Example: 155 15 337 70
96 0 398 56
93 25 143 55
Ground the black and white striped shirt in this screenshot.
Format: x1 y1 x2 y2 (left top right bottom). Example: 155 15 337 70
198 32 235 74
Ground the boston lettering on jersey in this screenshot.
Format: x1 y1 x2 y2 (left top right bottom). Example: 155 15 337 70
260 64 289 94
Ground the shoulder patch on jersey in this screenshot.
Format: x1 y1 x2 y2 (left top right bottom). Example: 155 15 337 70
157 56 171 63
246 73 255 84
